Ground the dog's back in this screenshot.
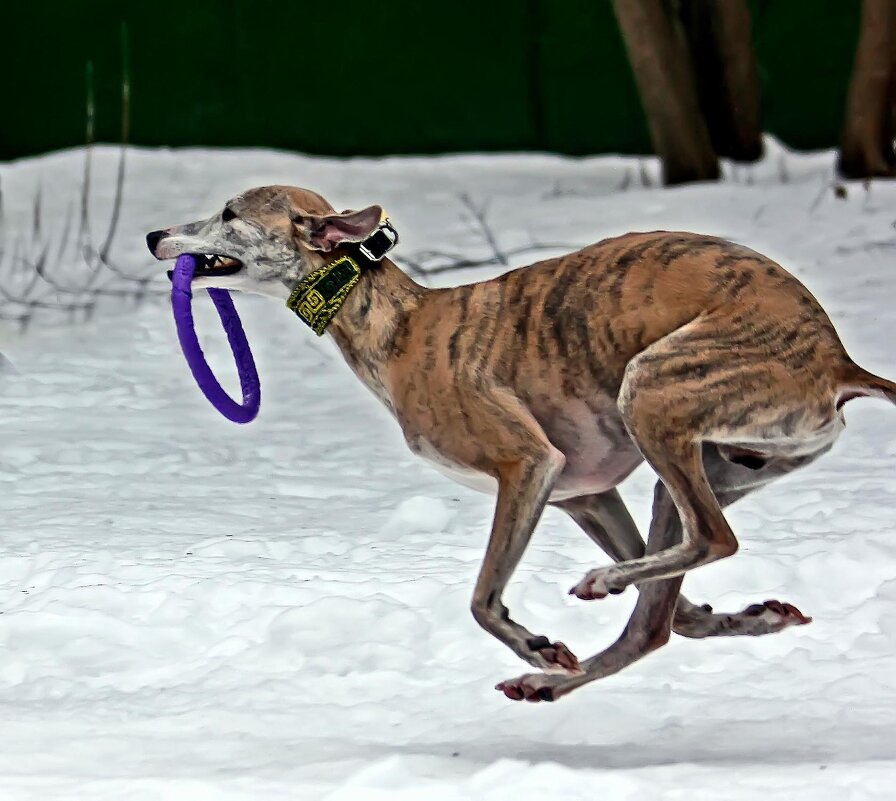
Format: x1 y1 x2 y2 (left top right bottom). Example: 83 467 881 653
395 230 848 407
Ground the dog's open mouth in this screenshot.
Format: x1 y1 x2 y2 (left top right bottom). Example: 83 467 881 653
167 253 243 281
190 253 243 276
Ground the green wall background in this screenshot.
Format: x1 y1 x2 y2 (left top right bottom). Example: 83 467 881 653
1 0 860 161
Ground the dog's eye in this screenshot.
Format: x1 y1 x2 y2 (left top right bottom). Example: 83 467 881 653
291 214 304 225
222 208 237 222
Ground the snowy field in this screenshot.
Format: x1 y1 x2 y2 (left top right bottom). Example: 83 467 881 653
1 141 896 799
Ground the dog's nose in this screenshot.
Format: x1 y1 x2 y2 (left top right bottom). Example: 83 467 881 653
146 230 167 254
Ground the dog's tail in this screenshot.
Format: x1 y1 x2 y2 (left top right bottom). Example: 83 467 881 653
836 362 896 409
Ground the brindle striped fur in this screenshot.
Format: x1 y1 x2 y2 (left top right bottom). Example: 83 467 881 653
147 186 896 703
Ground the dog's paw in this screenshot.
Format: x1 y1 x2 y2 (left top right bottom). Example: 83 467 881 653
496 672 559 703
569 567 627 601
526 636 583 675
741 599 812 631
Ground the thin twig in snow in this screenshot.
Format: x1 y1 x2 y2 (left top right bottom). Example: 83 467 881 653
457 192 508 266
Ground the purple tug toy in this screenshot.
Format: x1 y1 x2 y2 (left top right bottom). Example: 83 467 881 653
170 254 261 424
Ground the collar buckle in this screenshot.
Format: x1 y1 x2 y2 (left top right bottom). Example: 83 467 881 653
358 218 399 262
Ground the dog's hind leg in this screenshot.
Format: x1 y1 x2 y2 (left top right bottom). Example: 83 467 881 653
556 489 645 563
556 483 811 639
557 489 727 634
568 312 843 600
498 474 813 702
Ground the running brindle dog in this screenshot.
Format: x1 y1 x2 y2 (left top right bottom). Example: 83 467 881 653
146 186 895 703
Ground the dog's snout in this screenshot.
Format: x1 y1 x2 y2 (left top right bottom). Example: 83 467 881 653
146 230 167 254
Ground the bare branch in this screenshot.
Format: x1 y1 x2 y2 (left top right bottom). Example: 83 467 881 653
79 60 95 255
808 178 833 215
617 168 633 192
99 23 130 262
396 191 582 279
405 243 578 277
402 212 576 277
457 192 508 266
0 33 166 331
639 160 653 187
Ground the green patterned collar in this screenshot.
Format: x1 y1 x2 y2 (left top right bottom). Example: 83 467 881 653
286 217 398 335
286 251 374 336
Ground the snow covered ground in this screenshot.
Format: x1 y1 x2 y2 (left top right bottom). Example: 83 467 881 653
2 141 896 799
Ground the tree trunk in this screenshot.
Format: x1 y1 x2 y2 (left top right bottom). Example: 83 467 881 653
679 0 763 162
612 0 720 185
838 0 896 179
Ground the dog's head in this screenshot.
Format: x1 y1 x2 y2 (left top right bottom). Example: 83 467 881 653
146 185 383 297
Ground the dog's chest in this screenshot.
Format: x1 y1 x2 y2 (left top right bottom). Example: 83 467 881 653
413 440 501 495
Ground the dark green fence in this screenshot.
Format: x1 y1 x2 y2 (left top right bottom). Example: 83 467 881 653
1 0 859 160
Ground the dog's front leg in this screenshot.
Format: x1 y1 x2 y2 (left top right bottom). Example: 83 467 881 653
470 450 582 675
497 484 686 702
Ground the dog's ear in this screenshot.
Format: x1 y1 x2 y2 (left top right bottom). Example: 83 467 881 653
296 205 383 253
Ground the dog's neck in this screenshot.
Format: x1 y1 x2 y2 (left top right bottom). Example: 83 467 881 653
290 250 426 410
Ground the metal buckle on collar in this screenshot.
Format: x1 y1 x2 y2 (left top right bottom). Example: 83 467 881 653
359 218 399 262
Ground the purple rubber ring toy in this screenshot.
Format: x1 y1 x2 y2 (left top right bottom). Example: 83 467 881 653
170 254 260 424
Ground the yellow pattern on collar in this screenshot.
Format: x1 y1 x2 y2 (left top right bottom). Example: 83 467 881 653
286 255 363 336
